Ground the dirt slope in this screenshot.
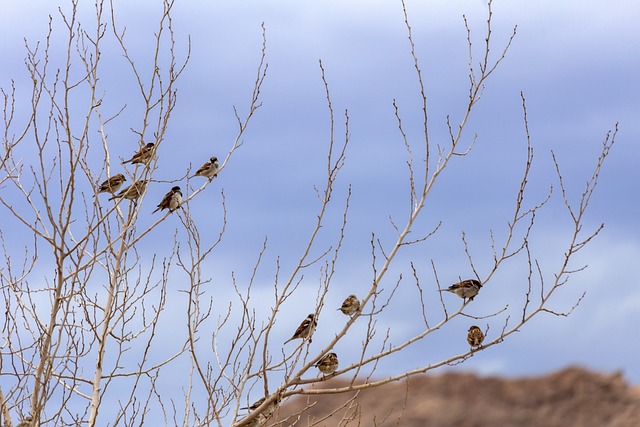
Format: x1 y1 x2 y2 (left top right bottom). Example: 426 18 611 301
268 367 640 427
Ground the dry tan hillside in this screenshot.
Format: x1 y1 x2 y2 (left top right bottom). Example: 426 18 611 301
267 367 640 427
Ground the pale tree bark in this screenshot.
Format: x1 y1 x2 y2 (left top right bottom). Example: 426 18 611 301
0 1 616 427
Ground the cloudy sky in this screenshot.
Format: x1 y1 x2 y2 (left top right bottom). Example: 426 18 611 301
1 0 639 418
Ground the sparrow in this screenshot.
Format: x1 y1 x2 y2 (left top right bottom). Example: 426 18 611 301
122 142 155 165
192 156 220 179
242 397 266 412
467 325 485 349
16 416 33 427
109 180 148 201
338 294 360 316
239 395 280 427
97 173 127 194
284 313 317 344
315 352 339 376
241 396 280 417
152 186 182 213
440 279 482 302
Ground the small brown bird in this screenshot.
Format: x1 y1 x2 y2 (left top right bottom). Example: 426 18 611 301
241 396 280 417
440 279 482 302
338 294 360 316
239 395 280 427
109 180 148 201
97 173 127 194
152 186 182 213
315 352 339 376
16 416 33 427
122 142 155 165
242 397 266 412
467 325 485 349
284 313 317 344
191 156 220 179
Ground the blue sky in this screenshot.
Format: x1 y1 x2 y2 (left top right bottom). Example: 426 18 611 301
1 0 639 418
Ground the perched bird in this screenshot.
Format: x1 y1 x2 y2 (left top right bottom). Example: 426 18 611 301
109 180 148 201
440 279 482 302
338 294 360 316
284 313 317 344
241 396 280 417
315 352 339 376
152 186 182 213
467 325 485 349
97 173 127 194
192 156 220 180
122 142 155 165
16 416 33 427
239 395 280 427
242 397 266 412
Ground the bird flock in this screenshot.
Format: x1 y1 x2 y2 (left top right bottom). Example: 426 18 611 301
239 281 487 425
101 144 489 426
96 142 220 213
283 281 484 372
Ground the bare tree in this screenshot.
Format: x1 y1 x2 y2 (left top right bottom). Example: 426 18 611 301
0 0 616 426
